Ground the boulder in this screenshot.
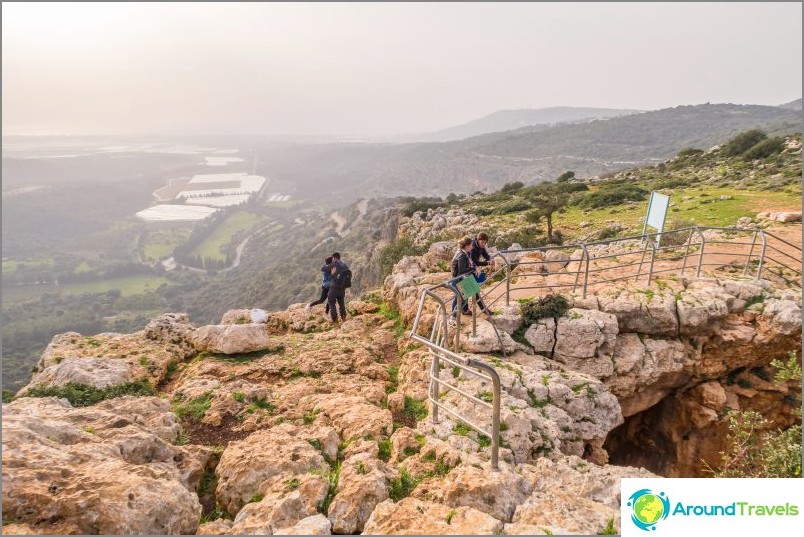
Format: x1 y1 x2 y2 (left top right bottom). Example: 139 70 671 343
524 318 555 355
191 323 273 354
460 319 525 354
215 425 329 515
275 514 332 535
229 473 329 534
552 309 618 378
327 454 390 533
307 394 393 440
143 312 196 358
491 304 523 335
512 492 618 535
426 463 531 522
22 357 134 392
362 497 504 535
598 292 678 336
760 299 802 335
390 426 422 463
1 397 201 535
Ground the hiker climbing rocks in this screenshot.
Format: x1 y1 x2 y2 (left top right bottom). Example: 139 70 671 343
327 252 352 324
305 256 332 316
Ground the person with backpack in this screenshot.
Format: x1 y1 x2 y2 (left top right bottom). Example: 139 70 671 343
306 256 333 315
448 238 489 325
327 252 351 323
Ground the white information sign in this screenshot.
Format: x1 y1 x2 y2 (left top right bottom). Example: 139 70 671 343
643 191 670 245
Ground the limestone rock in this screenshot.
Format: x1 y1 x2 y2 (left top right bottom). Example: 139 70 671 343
275 514 332 535
691 382 727 411
598 291 678 336
552 309 618 378
512 491 618 535
196 519 233 535
1 397 201 535
426 463 531 522
144 312 196 358
760 299 802 335
328 454 389 533
215 425 329 515
524 318 555 355
460 319 526 354
390 426 422 463
363 497 504 535
307 394 393 440
492 304 523 335
22 357 134 392
229 473 328 534
191 323 273 354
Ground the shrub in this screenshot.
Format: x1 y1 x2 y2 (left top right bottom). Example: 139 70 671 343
721 129 767 157
660 217 697 246
494 198 532 215
401 197 443 217
676 147 704 158
556 171 575 183
521 294 570 325
22 379 156 407
500 181 524 192
492 225 546 250
743 137 786 160
379 237 427 278
576 184 648 209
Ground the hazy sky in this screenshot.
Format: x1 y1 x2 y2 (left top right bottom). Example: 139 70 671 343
2 2 801 136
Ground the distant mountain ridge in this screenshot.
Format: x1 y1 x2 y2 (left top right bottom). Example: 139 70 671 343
778 98 802 111
397 106 641 142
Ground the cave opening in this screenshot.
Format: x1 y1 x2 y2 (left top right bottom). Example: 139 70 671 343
603 395 682 477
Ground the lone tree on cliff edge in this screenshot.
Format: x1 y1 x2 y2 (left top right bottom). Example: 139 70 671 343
522 171 585 243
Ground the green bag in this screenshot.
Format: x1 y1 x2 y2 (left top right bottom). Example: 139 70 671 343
457 274 481 300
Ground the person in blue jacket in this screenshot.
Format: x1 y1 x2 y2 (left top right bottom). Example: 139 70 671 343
306 256 332 315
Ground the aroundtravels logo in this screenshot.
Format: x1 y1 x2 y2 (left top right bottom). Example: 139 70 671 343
627 489 670 531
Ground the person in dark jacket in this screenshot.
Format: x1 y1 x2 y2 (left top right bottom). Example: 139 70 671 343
327 252 349 323
448 238 488 324
470 232 496 286
306 256 332 315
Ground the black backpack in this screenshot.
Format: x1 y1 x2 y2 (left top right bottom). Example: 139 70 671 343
342 268 353 288
335 267 353 289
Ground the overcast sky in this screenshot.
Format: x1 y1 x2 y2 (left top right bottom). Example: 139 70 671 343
2 2 801 136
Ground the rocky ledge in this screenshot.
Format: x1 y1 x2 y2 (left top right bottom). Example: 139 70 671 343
2 253 800 534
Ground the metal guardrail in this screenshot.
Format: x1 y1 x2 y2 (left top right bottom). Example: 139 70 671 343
482 226 802 306
410 281 504 470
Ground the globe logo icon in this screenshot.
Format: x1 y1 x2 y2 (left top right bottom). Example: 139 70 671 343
627 489 670 531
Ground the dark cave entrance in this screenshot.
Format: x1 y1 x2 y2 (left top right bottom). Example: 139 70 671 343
603 395 681 477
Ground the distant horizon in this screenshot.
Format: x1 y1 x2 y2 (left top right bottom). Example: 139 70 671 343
3 3 800 137
2 99 802 139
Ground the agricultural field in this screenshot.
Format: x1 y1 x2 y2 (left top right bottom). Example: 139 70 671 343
189 211 264 262
142 227 192 261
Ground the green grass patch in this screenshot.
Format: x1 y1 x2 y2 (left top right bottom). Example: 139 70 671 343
172 392 213 420
402 396 428 422
21 379 156 407
378 438 392 462
60 276 172 297
389 468 420 501
318 460 341 514
190 211 263 262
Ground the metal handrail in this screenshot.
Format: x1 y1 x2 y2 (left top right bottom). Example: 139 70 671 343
491 226 801 301
410 283 502 470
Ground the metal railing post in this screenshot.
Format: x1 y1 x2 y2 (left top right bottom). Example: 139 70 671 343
756 230 767 280
505 260 511 306
695 228 706 278
743 229 759 277
472 294 477 336
680 229 694 276
582 244 590 298
646 237 657 287
635 238 650 282
431 350 440 424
